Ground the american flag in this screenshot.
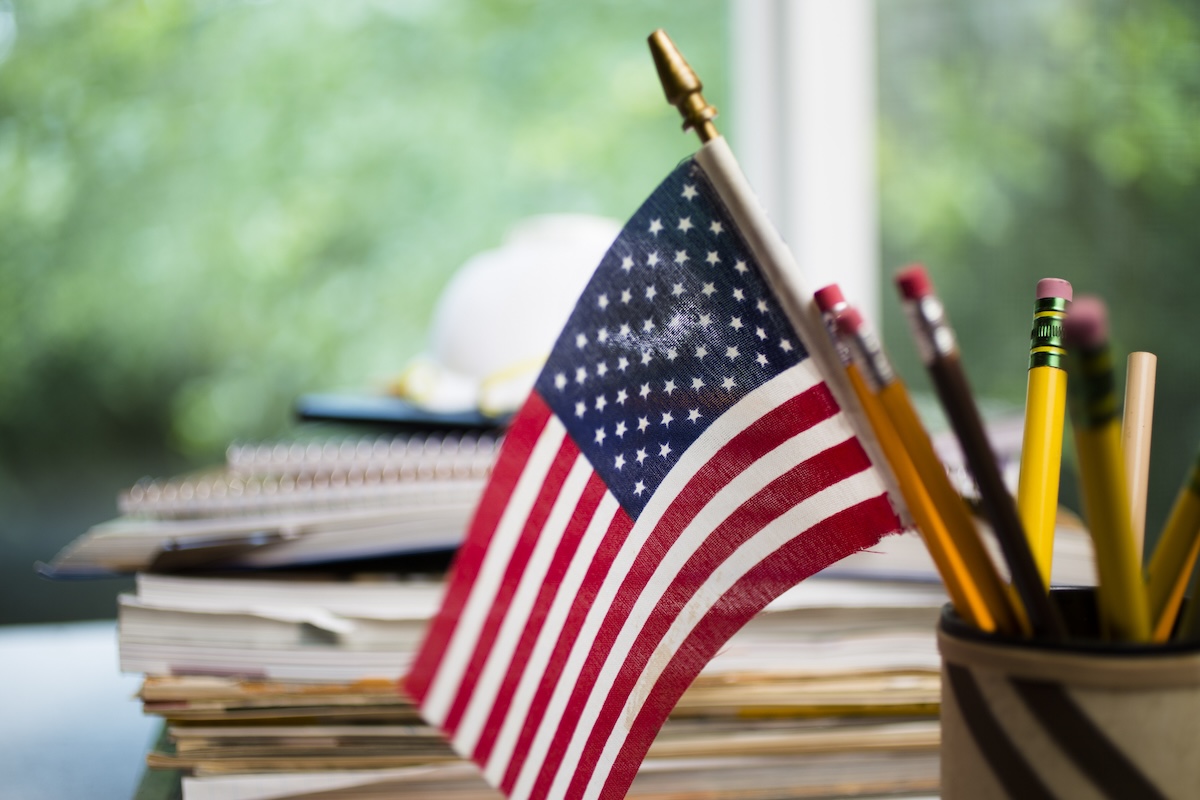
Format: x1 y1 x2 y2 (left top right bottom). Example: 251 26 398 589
405 152 902 800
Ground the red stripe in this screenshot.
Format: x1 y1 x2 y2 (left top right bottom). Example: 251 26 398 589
527 385 840 798
441 431 581 735
498 509 634 795
404 394 553 703
564 437 875 798
470 471 608 764
598 493 900 798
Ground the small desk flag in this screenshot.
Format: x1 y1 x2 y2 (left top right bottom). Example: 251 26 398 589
405 139 903 800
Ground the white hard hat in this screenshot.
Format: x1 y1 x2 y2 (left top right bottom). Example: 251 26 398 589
394 213 620 416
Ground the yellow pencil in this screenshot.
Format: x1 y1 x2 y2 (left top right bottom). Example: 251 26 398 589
1065 297 1150 642
1016 279 1071 588
1146 446 1200 642
832 304 1025 637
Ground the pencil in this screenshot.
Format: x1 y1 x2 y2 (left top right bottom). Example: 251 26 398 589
895 264 1064 640
1122 351 1157 563
1015 278 1071 589
1145 445 1200 642
1064 296 1151 642
815 286 1010 633
832 303 1024 637
813 285 857 369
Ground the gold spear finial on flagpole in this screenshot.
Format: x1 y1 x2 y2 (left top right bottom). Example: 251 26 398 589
648 29 719 143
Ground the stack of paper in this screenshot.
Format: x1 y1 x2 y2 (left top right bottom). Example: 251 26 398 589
118 573 443 682
125 572 948 799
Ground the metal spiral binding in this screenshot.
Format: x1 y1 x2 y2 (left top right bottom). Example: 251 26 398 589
120 432 501 518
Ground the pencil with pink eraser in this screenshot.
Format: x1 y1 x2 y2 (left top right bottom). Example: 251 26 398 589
1016 277 1072 588
1065 296 1150 642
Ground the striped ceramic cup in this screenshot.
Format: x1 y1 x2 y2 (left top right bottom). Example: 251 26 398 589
938 589 1200 799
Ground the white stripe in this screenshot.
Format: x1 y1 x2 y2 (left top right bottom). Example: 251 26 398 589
482 491 621 786
580 468 888 800
452 454 594 755
421 416 567 726
549 415 861 799
508 362 843 800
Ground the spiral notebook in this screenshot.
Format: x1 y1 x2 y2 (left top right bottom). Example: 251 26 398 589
42 431 502 577
44 420 1097 585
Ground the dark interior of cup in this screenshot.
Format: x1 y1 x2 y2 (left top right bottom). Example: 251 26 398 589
940 587 1197 654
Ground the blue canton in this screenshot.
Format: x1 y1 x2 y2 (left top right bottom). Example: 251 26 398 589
534 159 808 519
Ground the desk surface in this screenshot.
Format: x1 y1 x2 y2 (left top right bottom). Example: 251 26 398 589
0 619 157 800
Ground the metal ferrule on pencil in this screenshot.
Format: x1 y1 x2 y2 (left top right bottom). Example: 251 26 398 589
904 295 957 363
1028 297 1068 370
842 322 895 392
820 313 855 368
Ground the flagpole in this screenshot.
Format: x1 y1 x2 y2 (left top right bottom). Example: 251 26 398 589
648 29 910 531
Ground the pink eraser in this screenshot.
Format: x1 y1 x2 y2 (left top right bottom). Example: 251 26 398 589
814 284 846 313
895 264 933 300
833 307 865 336
1064 295 1108 348
1036 278 1073 302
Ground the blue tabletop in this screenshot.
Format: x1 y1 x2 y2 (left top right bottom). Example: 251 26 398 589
0 620 157 800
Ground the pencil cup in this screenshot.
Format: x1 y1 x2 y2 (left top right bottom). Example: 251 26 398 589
938 589 1200 799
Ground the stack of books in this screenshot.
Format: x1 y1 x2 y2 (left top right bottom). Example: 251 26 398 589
128 571 947 800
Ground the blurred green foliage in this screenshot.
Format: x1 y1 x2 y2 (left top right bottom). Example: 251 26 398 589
0 0 725 622
6 0 1200 622
0 0 725 464
878 0 1200 544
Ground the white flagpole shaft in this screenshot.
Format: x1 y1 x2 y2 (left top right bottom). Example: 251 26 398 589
696 138 905 522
